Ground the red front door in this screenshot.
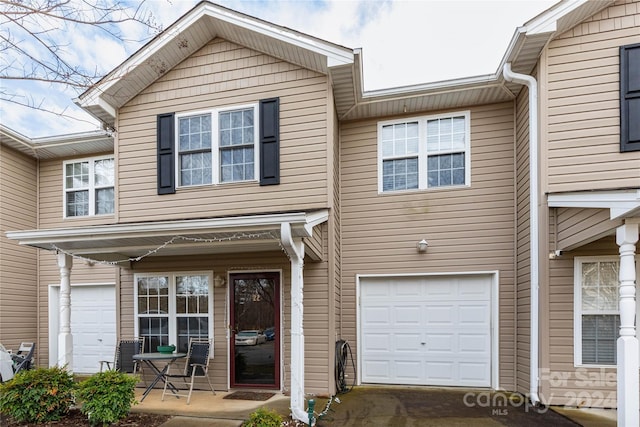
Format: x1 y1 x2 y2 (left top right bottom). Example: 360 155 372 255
230 272 280 388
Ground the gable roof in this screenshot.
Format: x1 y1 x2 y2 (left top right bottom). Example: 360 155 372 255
76 1 355 127
77 0 615 127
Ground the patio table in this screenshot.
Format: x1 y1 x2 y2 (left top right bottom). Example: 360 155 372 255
133 352 186 401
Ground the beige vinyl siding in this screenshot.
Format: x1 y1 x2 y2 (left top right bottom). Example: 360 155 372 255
543 237 621 407
340 102 517 389
304 224 324 261
116 38 331 223
553 207 622 251
119 250 331 394
514 86 531 395
38 155 116 229
0 145 38 354
36 251 118 366
544 0 640 193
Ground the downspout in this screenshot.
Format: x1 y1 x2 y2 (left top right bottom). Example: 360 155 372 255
503 63 540 405
280 222 310 424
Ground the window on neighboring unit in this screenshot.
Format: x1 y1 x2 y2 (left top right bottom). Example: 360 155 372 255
135 273 213 354
575 258 620 366
378 111 470 192
177 105 257 187
64 156 114 217
620 43 640 152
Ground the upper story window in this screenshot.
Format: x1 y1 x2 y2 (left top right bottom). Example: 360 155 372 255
378 111 470 193
176 105 258 187
64 156 114 217
157 98 279 195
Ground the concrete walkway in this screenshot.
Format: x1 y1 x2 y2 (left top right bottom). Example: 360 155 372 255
132 388 292 426
132 387 618 427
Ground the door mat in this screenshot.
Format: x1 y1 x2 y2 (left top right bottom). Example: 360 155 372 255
223 391 275 401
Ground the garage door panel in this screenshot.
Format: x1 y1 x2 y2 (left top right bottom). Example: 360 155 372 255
395 333 421 352
363 333 391 352
394 282 422 297
396 361 423 381
425 305 454 326
363 360 391 380
459 362 491 385
424 334 454 353
425 362 455 382
361 275 492 388
459 334 490 354
394 305 421 325
459 305 489 326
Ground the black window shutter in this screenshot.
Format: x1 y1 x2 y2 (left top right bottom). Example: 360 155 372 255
259 97 280 185
621 43 640 152
157 112 176 194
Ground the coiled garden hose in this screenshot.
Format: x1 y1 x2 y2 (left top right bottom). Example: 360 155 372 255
335 339 355 394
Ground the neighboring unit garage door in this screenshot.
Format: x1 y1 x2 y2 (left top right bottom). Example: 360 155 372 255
70 285 117 374
360 275 492 387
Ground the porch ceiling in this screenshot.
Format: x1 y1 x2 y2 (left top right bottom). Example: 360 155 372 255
6 210 328 264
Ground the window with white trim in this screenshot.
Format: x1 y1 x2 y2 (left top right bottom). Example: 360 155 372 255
135 273 213 354
177 104 258 187
575 258 620 366
378 111 470 192
63 156 114 217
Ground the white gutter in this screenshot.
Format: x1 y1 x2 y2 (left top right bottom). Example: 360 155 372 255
280 222 309 424
503 63 540 405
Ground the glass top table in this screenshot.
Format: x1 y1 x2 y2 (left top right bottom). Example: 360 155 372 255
133 352 187 401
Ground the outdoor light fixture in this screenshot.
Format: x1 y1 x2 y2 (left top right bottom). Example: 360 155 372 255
416 239 429 252
213 275 227 288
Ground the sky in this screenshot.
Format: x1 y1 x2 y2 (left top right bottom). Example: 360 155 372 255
0 0 558 138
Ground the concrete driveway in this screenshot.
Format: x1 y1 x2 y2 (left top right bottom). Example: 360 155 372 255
313 387 614 427
134 386 616 427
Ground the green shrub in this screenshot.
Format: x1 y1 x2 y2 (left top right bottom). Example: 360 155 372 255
244 407 283 427
75 370 138 426
0 366 75 423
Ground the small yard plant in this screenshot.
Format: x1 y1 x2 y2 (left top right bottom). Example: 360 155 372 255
0 366 75 423
75 370 139 426
244 407 284 427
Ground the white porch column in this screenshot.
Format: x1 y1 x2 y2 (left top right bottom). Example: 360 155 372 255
280 223 308 423
616 222 639 427
57 253 73 371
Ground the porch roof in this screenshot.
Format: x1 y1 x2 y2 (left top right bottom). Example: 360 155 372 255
6 210 328 264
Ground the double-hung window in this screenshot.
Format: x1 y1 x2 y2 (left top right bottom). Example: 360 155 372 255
378 111 470 192
135 273 213 354
574 258 620 365
177 104 258 187
63 156 114 217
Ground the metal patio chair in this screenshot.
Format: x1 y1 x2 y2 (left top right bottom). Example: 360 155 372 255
162 338 214 404
11 342 35 374
99 338 145 375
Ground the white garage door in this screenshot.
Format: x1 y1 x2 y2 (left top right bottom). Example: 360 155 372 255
70 286 117 374
360 275 492 387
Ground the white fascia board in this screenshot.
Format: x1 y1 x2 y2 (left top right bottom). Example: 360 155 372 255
6 210 329 245
548 190 640 220
361 74 498 100
523 0 587 35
